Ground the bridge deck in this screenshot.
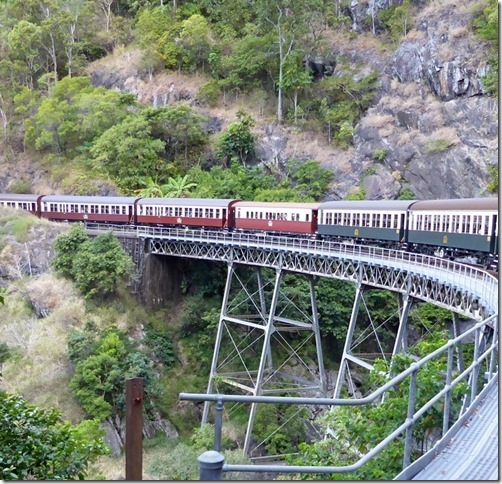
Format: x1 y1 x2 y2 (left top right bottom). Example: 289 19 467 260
411 380 498 480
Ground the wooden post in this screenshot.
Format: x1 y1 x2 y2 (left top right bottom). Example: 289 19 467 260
125 377 144 480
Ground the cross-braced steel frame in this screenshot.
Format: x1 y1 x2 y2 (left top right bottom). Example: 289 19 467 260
199 263 327 453
85 225 497 456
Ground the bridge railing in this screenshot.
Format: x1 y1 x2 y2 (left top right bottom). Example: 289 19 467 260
84 223 499 314
178 314 498 480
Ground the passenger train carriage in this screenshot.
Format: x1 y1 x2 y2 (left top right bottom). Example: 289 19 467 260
318 200 414 243
234 201 320 235
407 198 498 264
0 194 43 216
0 193 498 270
136 198 238 228
39 195 138 224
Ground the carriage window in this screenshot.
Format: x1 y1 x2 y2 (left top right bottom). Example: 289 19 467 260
186 207 193 217
208 209 214 218
215 209 220 218
326 213 333 224
102 205 109 214
362 213 370 227
175 207 182 217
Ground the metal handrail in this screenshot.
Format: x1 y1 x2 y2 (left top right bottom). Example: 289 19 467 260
179 314 498 478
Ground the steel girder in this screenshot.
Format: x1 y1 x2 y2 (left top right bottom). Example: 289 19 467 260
147 238 495 321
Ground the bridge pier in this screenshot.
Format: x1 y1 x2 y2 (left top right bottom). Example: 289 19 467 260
202 262 327 455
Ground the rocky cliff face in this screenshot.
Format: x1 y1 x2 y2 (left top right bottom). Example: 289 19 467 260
87 0 497 201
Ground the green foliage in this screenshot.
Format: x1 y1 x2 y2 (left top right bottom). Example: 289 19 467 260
146 442 200 480
0 392 108 480
398 186 415 200
380 0 414 41
290 334 468 479
53 223 89 277
178 14 213 71
8 179 32 194
53 225 133 300
161 175 198 198
346 186 366 200
372 147 387 161
197 80 222 107
486 164 498 193
472 0 498 95
285 159 334 200
89 114 166 191
423 138 454 154
0 341 11 370
254 402 309 455
216 110 256 166
213 33 275 91
312 72 379 147
72 233 133 300
21 77 133 157
69 325 162 421
143 328 177 367
409 302 452 331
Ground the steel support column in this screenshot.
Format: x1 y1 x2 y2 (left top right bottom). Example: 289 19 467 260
333 281 364 399
243 268 282 454
392 293 413 356
202 262 235 425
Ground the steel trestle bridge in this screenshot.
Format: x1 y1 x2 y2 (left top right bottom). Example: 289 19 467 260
85 223 498 478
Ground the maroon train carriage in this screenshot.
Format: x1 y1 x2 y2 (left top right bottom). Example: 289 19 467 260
234 201 320 235
39 195 139 223
136 198 239 228
0 194 44 216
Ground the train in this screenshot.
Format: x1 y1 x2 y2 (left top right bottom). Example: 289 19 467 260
0 193 498 270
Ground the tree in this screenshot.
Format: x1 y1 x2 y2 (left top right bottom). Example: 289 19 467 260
72 232 133 299
6 20 43 89
90 114 165 190
53 226 132 300
178 14 213 71
254 0 326 123
216 110 256 166
22 76 134 157
69 325 162 426
282 56 312 124
161 175 198 198
0 392 108 480
52 222 89 276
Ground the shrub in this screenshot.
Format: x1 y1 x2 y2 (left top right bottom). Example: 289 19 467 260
372 148 387 161
197 80 221 107
0 393 108 480
53 226 132 300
